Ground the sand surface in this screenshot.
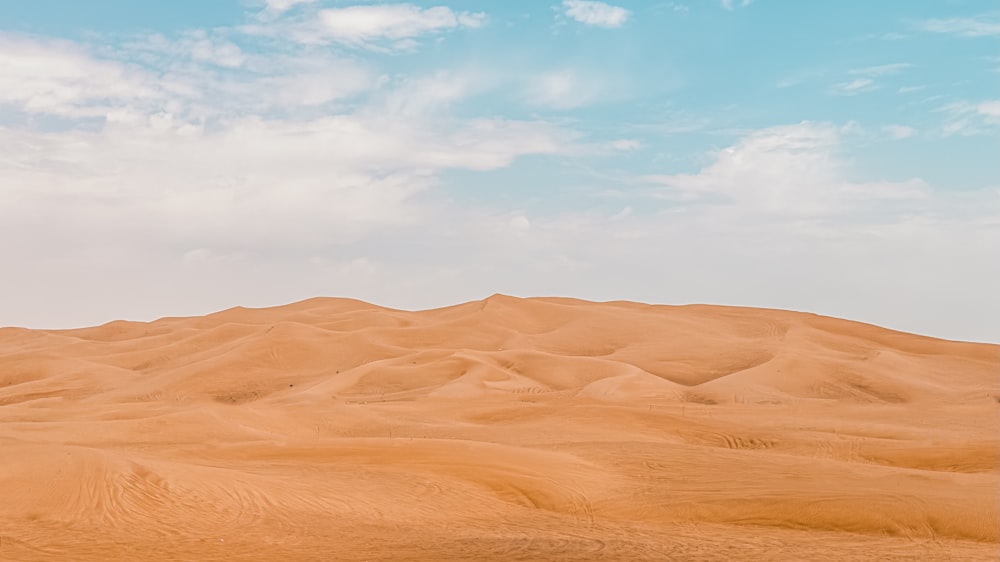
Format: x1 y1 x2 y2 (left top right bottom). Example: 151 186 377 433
1 295 997 561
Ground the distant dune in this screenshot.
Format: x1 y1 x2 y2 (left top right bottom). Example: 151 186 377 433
1 295 997 561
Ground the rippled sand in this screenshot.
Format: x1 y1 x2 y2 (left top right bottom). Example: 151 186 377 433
1 295 997 561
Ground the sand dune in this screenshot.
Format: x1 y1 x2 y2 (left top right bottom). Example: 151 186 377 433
1 295 997 561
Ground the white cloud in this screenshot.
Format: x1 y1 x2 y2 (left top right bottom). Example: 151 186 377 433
186 34 245 68
990 55 1000 74
377 71 491 117
883 125 915 139
644 122 930 215
0 110 575 327
721 0 752 10
524 68 625 109
939 99 1000 135
314 4 486 47
264 0 317 15
528 70 588 108
829 63 911 96
849 63 912 76
774 68 826 89
0 34 158 116
610 139 642 151
921 16 1000 37
112 35 376 114
125 30 247 68
562 0 629 28
0 111 572 243
830 77 876 95
978 100 1000 118
775 77 800 89
0 32 578 328
508 213 532 235
253 59 374 107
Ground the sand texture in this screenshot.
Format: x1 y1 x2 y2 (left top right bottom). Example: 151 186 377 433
1 295 997 561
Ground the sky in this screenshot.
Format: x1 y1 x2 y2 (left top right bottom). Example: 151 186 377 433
0 0 998 342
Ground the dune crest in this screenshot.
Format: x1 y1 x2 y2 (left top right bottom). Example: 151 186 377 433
1 296 997 560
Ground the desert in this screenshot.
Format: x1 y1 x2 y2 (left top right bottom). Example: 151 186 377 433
4 0 1000 560
0 295 996 561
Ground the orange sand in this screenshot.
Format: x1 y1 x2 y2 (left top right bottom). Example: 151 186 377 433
1 295 997 561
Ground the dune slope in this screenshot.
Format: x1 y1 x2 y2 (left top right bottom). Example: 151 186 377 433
1 295 997 561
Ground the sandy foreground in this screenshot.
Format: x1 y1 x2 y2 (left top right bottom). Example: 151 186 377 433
0 295 997 561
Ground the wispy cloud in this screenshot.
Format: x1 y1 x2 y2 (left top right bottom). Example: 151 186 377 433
317 4 485 46
978 100 1000 118
989 55 1000 74
645 122 929 214
774 68 827 89
920 15 1000 37
114 33 375 112
244 4 486 50
523 69 620 109
849 63 913 77
126 30 246 69
938 99 1000 135
263 0 317 16
883 124 916 139
847 31 907 43
610 139 642 151
561 0 629 28
721 0 752 11
830 78 876 96
830 63 912 95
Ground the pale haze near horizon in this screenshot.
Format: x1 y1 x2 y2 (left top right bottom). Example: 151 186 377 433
0 0 998 342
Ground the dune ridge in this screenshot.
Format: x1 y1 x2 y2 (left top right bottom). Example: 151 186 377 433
1 295 997 561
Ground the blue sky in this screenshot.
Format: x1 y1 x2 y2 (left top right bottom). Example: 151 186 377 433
1 0 998 341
